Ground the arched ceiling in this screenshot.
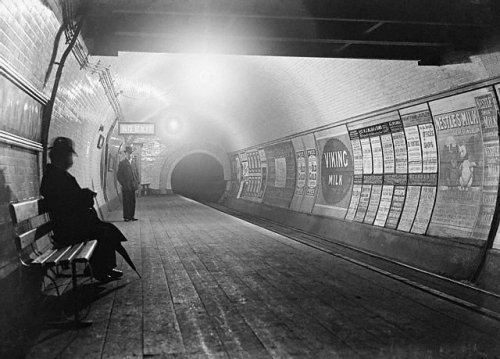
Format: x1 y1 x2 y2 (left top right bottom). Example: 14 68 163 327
99 51 498 153
82 1 500 153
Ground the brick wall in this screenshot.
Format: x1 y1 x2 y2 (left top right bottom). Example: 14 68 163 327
0 1 117 353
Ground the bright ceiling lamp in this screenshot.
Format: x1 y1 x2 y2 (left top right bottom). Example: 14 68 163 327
167 118 181 133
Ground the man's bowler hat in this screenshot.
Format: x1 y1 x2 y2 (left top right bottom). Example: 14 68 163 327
48 137 77 154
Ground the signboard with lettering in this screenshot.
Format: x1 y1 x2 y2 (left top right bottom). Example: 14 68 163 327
348 112 400 224
118 122 156 135
312 125 353 218
398 104 438 234
290 134 317 213
240 149 267 202
263 141 296 208
428 87 499 240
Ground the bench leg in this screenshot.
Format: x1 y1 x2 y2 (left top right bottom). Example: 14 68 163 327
70 261 92 328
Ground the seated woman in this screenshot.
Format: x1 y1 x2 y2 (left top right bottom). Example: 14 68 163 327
40 137 126 282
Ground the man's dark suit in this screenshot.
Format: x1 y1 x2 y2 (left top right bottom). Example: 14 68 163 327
40 164 127 276
117 158 139 220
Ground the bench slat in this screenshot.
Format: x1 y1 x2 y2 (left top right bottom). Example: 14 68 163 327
16 225 52 250
59 243 85 264
31 248 59 266
74 240 98 263
10 199 46 223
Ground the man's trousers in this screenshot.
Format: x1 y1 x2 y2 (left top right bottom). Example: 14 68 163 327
122 189 136 220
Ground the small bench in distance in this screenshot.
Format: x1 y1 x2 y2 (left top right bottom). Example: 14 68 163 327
9 197 97 328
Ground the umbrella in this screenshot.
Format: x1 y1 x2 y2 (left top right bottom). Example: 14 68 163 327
116 243 141 278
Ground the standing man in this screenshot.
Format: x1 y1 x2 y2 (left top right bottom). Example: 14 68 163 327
117 145 139 221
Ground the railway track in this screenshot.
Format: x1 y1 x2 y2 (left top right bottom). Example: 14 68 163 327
202 200 500 322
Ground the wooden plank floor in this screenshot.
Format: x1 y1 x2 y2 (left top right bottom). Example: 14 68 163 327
26 195 500 358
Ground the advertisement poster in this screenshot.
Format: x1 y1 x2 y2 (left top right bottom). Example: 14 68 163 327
236 152 248 199
473 91 500 239
419 122 438 173
263 141 296 208
240 149 267 202
385 186 407 229
364 185 382 224
307 149 318 196
345 130 363 220
313 126 353 218
397 186 421 232
411 186 436 234
390 120 408 174
229 154 240 197
403 125 423 173
274 157 287 188
398 105 438 234
381 133 395 173
360 137 373 175
354 185 371 222
345 184 362 221
295 150 306 195
370 136 384 174
374 185 394 227
427 88 499 239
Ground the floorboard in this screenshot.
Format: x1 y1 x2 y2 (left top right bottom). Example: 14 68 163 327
22 195 500 358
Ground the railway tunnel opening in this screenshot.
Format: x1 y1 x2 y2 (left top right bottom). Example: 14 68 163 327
170 153 226 202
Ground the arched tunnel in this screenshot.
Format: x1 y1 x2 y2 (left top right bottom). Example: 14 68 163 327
2 1 500 357
170 153 226 202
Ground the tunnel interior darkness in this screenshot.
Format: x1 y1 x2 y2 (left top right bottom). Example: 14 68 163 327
170 153 226 202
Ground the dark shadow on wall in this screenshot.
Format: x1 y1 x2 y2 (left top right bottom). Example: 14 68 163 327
171 153 226 202
0 168 44 358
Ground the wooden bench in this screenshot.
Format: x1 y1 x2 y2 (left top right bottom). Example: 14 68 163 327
9 198 98 327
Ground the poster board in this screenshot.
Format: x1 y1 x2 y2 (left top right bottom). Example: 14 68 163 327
312 125 353 219
347 112 400 223
427 87 500 240
396 104 438 234
239 148 267 202
263 141 296 208
290 134 318 213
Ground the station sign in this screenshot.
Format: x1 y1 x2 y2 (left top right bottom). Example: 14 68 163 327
118 122 155 135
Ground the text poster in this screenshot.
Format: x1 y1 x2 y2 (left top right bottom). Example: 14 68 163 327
290 137 307 211
403 124 423 173
229 154 241 197
354 185 371 222
263 141 296 208
313 126 353 218
345 130 363 220
274 158 287 188
381 133 395 173
237 152 248 199
418 122 438 173
374 185 394 227
385 185 407 229
307 149 318 196
296 150 306 195
397 186 421 232
240 149 267 202
399 105 438 233
364 183 382 225
428 88 496 239
411 186 436 234
360 137 373 175
370 136 384 174
345 184 362 221
390 120 408 174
